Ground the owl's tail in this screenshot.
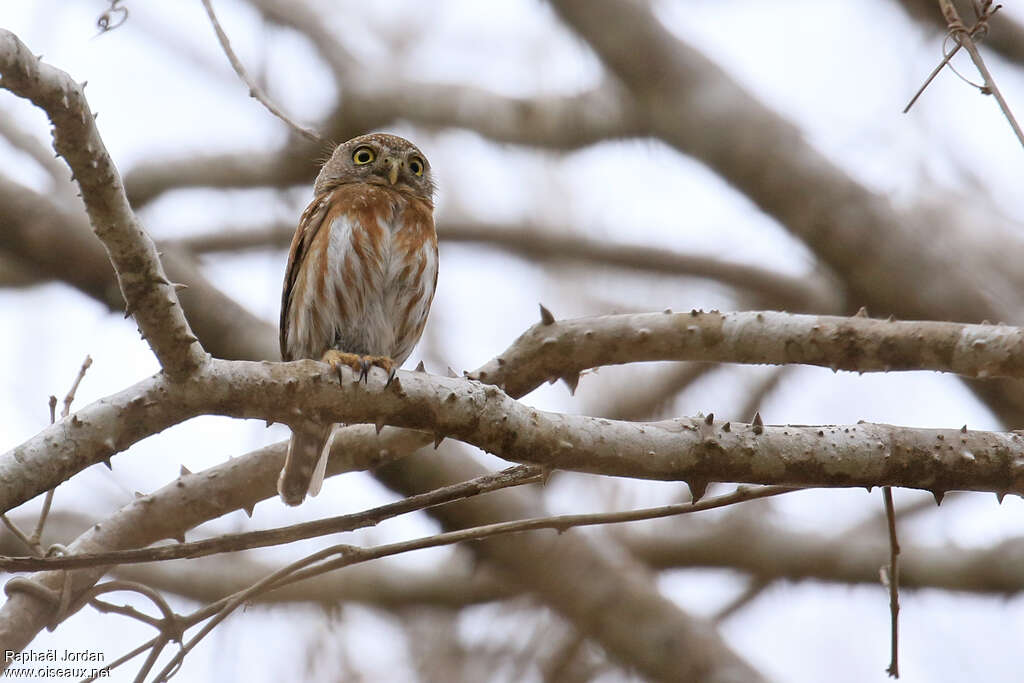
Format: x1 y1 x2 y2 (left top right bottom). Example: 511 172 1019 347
278 424 336 506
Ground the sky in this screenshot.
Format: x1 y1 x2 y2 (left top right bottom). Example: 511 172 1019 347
2 1 1024 681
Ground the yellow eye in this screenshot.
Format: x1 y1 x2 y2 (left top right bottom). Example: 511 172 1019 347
352 147 375 165
408 156 425 176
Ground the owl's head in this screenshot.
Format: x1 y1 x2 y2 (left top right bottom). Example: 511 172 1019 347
315 133 435 201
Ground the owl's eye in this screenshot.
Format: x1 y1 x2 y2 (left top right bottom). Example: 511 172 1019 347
352 147 375 165
408 156 425 176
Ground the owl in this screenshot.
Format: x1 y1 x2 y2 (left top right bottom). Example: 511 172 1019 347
278 133 438 506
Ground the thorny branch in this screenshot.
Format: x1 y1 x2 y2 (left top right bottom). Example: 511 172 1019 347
0 30 206 377
2 5 1024 679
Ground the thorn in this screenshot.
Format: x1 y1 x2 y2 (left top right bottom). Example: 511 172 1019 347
752 412 764 435
446 366 458 378
997 491 1007 504
961 425 968 433
561 373 580 396
704 413 714 425
855 307 868 318
688 479 708 502
243 504 255 518
375 418 385 435
179 464 192 476
93 111 99 121
932 490 945 506
538 303 555 325
387 372 401 391
722 422 730 432
433 433 445 449
81 80 88 89
414 360 425 372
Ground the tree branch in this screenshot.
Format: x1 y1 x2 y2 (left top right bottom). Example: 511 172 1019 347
0 30 206 377
471 310 1024 398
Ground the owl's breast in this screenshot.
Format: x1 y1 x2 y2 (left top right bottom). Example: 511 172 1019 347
304 187 435 362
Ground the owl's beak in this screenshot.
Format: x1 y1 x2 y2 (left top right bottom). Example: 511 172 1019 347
382 156 400 185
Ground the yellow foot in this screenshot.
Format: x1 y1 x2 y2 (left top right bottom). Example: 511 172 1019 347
321 350 395 384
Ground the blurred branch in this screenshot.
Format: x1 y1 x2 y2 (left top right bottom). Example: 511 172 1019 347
624 506 1024 594
123 80 636 207
590 362 716 421
0 109 71 191
0 30 206 377
0 178 279 361
442 223 842 313
164 219 842 313
111 556 515 608
0 249 47 288
731 366 789 423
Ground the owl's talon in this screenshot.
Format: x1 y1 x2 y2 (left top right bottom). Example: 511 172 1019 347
358 359 372 383
385 367 397 387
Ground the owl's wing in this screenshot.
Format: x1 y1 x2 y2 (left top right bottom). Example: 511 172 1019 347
280 195 331 361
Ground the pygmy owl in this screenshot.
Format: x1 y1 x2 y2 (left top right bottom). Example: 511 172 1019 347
278 133 438 506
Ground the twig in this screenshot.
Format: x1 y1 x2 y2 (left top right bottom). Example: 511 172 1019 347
903 40 963 113
882 487 901 678
908 1 1023 148
145 484 793 679
199 0 323 144
251 485 796 594
939 0 1023 148
2 356 93 553
29 355 94 547
0 465 545 571
60 355 93 420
